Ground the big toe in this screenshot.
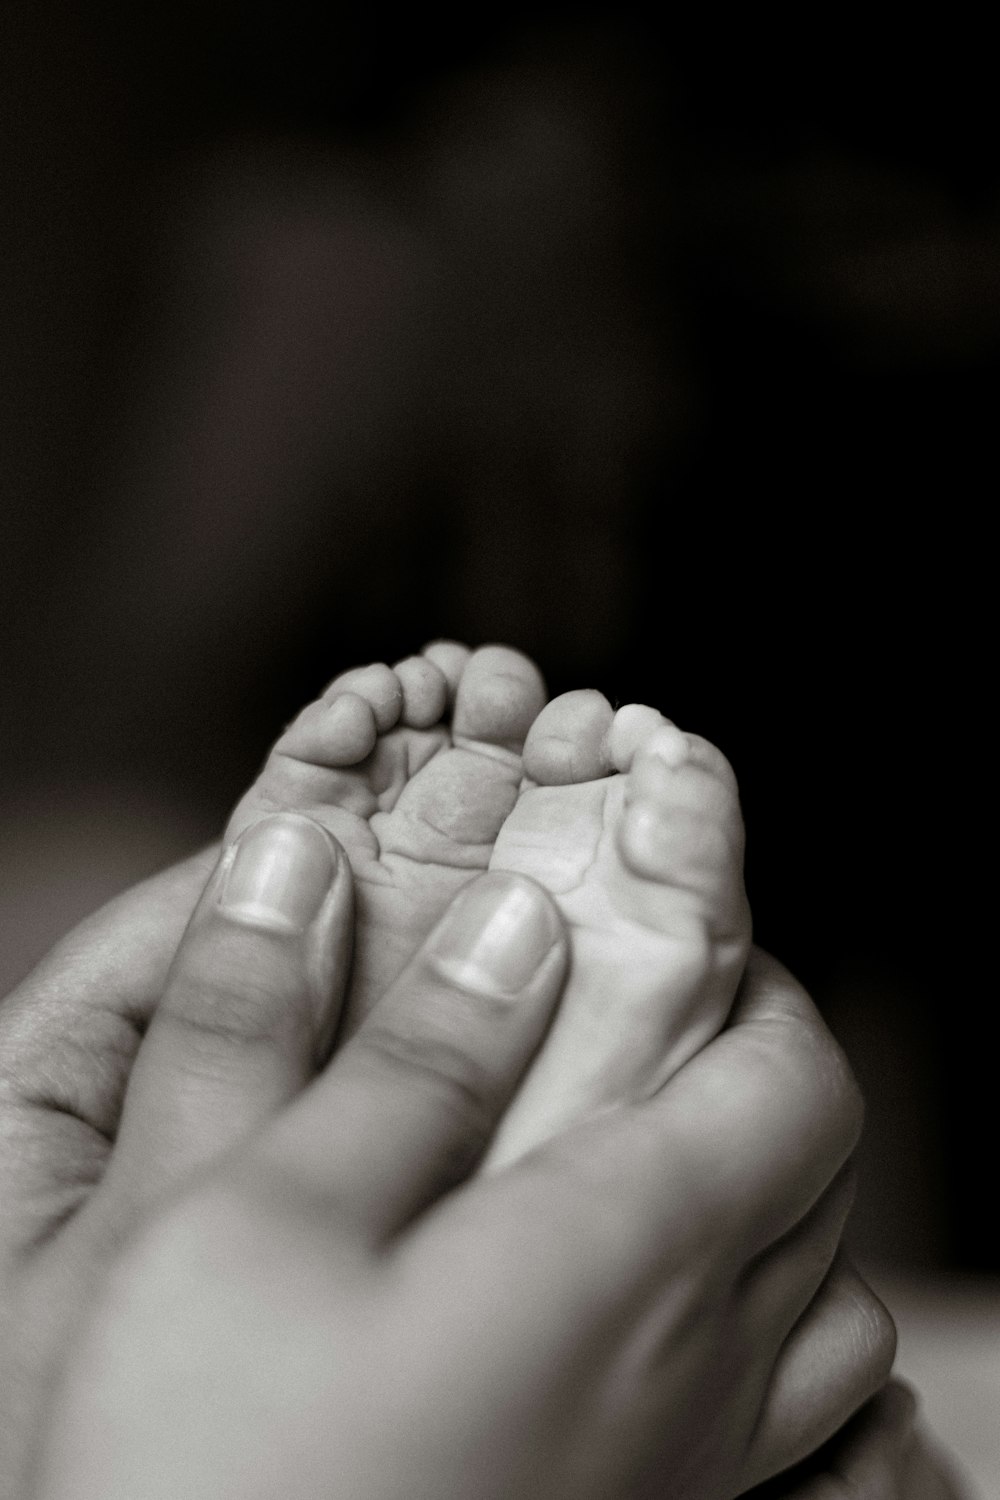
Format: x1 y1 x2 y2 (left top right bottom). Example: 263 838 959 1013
452 645 547 753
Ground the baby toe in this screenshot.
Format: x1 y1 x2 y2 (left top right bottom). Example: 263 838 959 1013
452 645 547 753
521 689 615 785
276 692 379 767
421 640 472 705
323 662 403 732
607 703 673 773
394 654 449 728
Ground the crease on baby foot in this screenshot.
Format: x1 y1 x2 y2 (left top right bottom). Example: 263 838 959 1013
268 751 377 802
559 809 609 894
236 787 380 866
451 736 525 770
537 789 616 896
372 810 500 872
492 786 607 895
496 836 594 896
523 735 601 786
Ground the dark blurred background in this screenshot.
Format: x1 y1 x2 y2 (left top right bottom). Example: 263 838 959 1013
1 5 995 1274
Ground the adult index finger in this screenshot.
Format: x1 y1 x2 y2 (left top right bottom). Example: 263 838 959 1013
422 945 863 1301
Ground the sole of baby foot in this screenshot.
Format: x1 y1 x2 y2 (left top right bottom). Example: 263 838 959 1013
225 641 549 1034
485 689 750 1167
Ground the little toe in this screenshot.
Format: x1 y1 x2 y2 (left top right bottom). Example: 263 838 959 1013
522 689 615 785
452 645 547 753
323 662 403 732
421 640 472 706
275 692 378 768
394 654 449 728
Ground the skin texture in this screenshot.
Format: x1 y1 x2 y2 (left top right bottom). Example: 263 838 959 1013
0 827 905 1500
224 643 752 1159
229 639 754 1168
743 1380 968 1499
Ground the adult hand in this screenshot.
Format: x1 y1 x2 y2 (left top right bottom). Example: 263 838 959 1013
0 817 892 1499
743 1380 968 1499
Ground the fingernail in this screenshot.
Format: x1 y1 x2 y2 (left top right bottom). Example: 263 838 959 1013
429 873 561 993
220 816 336 932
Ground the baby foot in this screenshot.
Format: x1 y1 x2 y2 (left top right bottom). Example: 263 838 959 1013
226 641 547 1031
225 648 748 1174
484 689 751 1167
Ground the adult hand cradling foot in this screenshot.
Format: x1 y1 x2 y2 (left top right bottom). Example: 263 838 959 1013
0 818 904 1500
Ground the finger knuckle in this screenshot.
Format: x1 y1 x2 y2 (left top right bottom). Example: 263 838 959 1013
355 1022 497 1156
845 1281 898 1392
160 962 303 1056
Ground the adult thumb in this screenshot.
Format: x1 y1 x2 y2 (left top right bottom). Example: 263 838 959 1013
250 872 568 1243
